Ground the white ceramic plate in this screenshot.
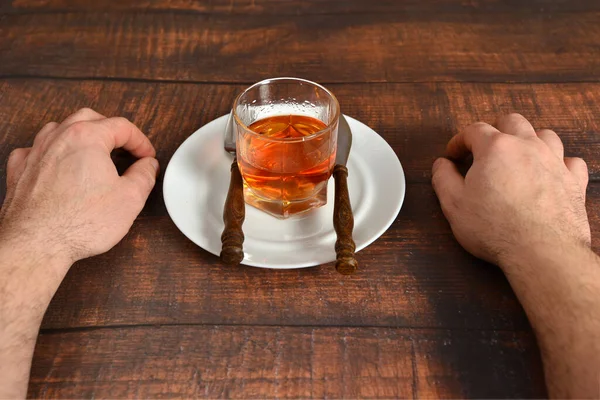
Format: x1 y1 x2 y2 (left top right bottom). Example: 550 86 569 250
163 114 405 269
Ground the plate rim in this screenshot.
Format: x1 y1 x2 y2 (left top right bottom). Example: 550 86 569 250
163 114 406 269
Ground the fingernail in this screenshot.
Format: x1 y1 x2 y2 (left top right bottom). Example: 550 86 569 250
150 158 159 172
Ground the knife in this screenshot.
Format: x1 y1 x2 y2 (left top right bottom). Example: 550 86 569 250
333 115 358 275
220 112 245 265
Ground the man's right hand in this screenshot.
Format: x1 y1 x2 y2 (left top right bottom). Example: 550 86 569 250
431 113 590 270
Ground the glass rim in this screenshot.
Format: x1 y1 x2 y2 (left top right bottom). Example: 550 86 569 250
232 77 340 142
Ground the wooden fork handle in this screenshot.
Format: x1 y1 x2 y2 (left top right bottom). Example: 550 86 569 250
333 164 358 275
220 158 245 265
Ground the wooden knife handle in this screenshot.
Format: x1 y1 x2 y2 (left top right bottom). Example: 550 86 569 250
333 164 358 275
220 158 245 265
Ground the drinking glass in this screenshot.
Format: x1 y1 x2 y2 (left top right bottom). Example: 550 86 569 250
233 77 340 219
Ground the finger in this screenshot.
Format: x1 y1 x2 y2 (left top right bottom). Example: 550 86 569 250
495 113 536 138
564 157 588 199
35 121 59 141
536 129 564 159
6 147 32 189
432 157 464 221
446 122 500 160
91 117 156 158
60 107 106 128
121 157 159 204
32 121 59 149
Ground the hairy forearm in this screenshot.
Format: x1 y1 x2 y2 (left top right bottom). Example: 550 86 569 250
502 243 600 398
0 240 70 399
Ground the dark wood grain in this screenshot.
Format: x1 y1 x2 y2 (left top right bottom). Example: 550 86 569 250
0 0 13 12
0 1 594 397
333 164 358 275
6 0 600 14
27 183 600 332
1 79 599 335
1 79 600 203
1 12 600 83
220 158 245 265
28 325 546 399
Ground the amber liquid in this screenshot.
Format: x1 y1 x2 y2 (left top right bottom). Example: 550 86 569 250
238 115 336 216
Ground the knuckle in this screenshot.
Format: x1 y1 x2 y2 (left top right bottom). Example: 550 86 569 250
61 121 96 144
63 108 101 126
466 122 497 138
75 107 96 117
488 132 510 149
538 128 556 135
66 120 91 137
496 113 527 130
573 157 587 169
42 121 58 131
68 120 89 132
108 117 137 136
553 132 564 144
540 129 562 142
7 148 28 167
8 148 22 160
111 116 133 128
469 121 491 130
505 112 525 121
567 156 588 172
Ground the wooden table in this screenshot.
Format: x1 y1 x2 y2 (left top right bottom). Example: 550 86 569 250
1 0 599 398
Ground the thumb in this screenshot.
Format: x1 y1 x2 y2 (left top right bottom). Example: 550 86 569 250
121 157 159 203
432 157 464 218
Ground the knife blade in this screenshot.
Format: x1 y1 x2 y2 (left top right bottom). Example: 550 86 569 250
220 111 245 265
333 115 358 275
